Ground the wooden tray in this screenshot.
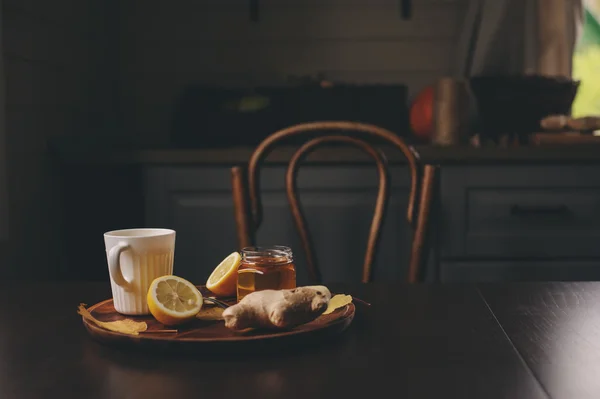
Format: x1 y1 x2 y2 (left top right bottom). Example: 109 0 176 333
81 287 355 355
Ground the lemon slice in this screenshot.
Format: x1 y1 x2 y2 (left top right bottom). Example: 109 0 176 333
206 252 242 297
147 275 203 326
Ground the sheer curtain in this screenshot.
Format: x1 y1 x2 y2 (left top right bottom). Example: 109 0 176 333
0 0 9 240
455 0 584 77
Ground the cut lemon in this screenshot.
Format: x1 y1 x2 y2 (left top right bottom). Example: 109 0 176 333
206 251 242 297
147 275 203 326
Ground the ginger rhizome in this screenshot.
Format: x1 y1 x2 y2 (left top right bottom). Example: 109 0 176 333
222 286 331 330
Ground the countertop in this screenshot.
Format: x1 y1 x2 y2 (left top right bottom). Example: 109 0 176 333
51 143 600 166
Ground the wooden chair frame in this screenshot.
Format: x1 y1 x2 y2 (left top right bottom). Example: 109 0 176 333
231 121 435 283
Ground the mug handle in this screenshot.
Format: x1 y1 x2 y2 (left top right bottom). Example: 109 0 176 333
108 241 132 289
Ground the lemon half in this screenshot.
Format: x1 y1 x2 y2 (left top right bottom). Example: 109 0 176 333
206 252 242 297
147 275 203 326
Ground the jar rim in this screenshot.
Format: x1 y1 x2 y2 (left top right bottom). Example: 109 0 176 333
241 245 292 258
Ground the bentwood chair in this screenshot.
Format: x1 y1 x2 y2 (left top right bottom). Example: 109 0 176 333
230 121 437 283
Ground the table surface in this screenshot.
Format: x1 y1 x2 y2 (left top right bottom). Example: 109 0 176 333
1 281 599 399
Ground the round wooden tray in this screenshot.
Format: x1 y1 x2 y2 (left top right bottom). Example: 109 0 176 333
81 287 355 355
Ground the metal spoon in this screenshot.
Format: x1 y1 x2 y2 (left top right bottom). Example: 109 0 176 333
203 297 230 309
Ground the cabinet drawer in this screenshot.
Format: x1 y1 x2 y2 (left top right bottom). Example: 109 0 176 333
441 165 600 258
465 188 600 257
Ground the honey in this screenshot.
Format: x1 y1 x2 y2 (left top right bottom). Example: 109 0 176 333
236 246 296 302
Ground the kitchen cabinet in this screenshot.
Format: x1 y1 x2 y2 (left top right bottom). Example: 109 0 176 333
439 165 600 282
143 163 600 283
52 142 600 283
144 165 414 285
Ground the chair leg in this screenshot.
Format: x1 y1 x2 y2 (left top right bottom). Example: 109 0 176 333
231 167 254 249
407 164 438 283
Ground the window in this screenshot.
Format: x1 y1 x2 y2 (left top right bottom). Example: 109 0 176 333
572 0 600 117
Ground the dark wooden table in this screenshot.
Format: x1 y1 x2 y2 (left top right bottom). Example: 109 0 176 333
1 281 598 399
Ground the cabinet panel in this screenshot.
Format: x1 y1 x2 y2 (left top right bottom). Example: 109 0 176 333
144 165 413 285
144 167 236 284
257 186 411 284
169 191 239 284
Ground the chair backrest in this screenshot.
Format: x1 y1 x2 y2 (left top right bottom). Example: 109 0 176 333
231 121 420 283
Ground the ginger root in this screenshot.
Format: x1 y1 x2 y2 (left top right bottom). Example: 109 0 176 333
222 286 331 331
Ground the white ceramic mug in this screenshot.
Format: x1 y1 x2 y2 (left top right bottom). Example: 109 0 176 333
104 228 176 315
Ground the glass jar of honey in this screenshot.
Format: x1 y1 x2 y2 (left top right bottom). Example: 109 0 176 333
236 245 296 302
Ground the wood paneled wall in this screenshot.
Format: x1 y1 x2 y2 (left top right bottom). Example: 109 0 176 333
118 0 468 144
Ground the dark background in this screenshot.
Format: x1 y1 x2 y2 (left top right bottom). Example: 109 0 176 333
7 0 589 285
2 0 461 279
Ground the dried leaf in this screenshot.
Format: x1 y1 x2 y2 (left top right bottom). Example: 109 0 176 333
323 294 353 315
196 306 225 321
77 303 147 335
